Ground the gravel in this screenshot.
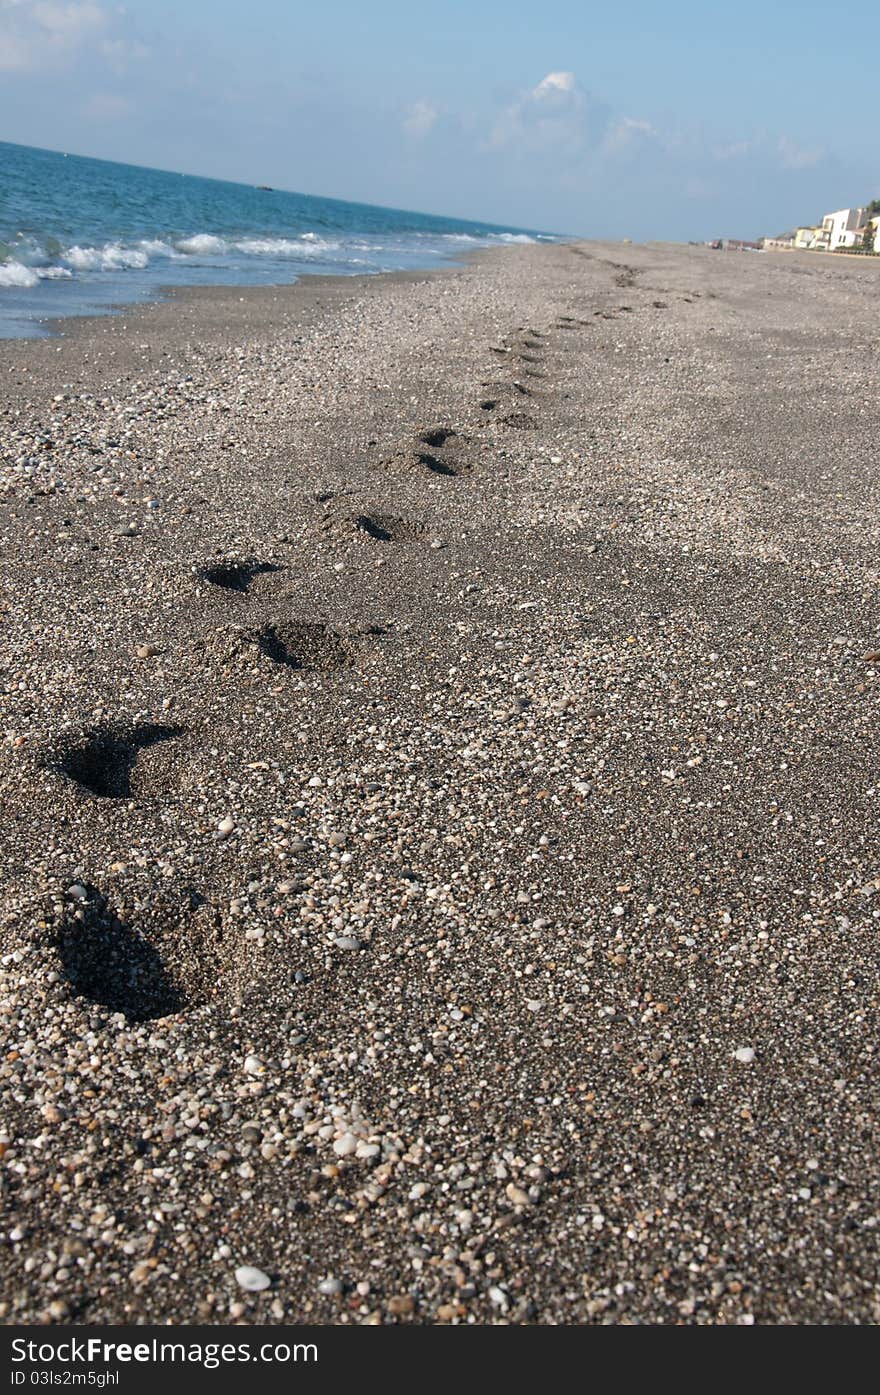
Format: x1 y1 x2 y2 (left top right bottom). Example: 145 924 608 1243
1 241 880 1325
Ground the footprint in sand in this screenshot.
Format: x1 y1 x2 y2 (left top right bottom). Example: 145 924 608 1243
256 620 356 671
418 426 457 449
353 513 428 543
52 884 260 1022
199 619 383 673
500 411 538 430
198 559 283 593
50 721 184 800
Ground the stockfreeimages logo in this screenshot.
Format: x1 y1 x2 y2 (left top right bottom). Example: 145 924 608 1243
10 1338 317 1373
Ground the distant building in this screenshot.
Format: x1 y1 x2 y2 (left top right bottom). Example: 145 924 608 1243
793 226 820 249
763 231 796 249
821 207 868 250
852 214 879 251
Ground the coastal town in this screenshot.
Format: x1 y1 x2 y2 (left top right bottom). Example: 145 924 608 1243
710 201 880 253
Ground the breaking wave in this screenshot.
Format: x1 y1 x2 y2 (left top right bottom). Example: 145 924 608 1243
64 243 150 271
175 233 229 255
0 260 73 287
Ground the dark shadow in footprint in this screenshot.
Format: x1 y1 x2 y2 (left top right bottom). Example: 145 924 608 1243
258 621 354 670
419 427 457 448
417 451 457 477
480 399 498 411
201 560 282 593
58 888 184 1021
355 514 426 543
59 723 183 799
502 413 537 430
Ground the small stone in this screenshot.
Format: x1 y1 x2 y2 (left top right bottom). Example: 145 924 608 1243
243 1055 263 1076
136 643 159 659
333 1132 358 1157
318 1277 342 1296
505 1183 531 1207
333 936 362 951
67 883 88 902
235 1265 271 1292
387 1294 415 1316
735 1047 756 1064
217 815 235 837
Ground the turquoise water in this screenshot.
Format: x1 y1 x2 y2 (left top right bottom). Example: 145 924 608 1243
0 141 558 338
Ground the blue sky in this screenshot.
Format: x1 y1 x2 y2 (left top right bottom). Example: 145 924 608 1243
1 0 878 239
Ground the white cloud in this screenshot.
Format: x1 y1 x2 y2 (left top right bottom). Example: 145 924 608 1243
776 134 824 170
488 70 608 156
403 100 438 138
0 0 145 72
531 71 578 103
710 132 826 172
601 115 655 154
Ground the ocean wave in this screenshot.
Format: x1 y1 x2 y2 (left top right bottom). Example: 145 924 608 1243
64 243 150 271
234 236 339 258
175 234 230 255
496 233 536 244
0 261 39 288
0 260 72 289
138 238 181 259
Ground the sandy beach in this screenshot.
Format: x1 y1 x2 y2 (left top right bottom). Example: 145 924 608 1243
2 239 880 1325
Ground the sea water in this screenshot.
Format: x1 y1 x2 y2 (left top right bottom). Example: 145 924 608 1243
0 141 558 338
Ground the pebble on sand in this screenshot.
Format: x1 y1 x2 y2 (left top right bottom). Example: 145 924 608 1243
235 1265 271 1292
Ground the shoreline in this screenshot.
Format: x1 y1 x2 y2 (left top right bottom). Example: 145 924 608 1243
0 249 510 407
3 238 880 1325
0 232 533 350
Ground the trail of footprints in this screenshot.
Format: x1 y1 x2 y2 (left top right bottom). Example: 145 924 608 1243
35 277 628 1021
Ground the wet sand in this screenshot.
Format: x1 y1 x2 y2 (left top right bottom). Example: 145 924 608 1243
2 240 880 1324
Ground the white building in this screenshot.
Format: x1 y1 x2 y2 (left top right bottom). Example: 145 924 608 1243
821 207 868 250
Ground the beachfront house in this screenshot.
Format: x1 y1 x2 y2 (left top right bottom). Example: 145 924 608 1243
793 226 820 249
821 207 868 250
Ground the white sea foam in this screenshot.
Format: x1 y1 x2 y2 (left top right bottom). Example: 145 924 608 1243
235 236 339 257
64 243 150 271
0 261 39 288
496 233 536 244
175 234 229 255
36 266 73 280
138 238 180 259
